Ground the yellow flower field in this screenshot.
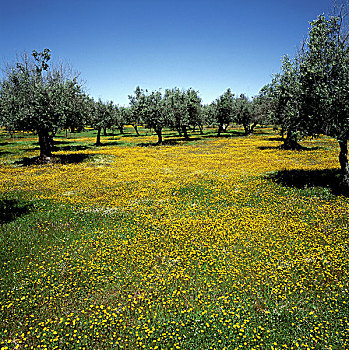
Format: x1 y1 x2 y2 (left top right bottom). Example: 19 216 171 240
0 129 348 349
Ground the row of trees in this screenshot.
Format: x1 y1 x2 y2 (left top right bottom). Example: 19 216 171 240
0 50 271 158
1 5 348 187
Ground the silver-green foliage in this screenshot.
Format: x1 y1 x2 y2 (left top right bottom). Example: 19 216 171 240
0 49 87 158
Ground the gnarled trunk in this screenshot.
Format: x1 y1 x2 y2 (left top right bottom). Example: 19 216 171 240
133 125 140 136
281 130 301 150
217 124 223 137
243 123 250 135
339 139 349 187
182 125 189 140
155 128 163 145
96 127 102 146
38 128 52 160
198 124 204 135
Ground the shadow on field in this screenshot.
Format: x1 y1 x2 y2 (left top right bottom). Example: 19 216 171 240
0 199 33 224
15 153 93 166
0 151 12 156
119 132 140 137
53 144 91 152
137 137 202 147
202 130 245 138
266 169 349 196
267 137 284 142
99 141 122 146
258 145 320 151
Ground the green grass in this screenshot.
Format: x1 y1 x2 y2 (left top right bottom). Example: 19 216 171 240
0 126 348 349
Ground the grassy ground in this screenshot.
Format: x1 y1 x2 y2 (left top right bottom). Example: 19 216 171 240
0 126 348 350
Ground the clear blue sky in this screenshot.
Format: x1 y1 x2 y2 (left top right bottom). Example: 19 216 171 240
0 0 333 105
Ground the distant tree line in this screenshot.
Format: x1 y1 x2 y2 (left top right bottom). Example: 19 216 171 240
1 3 349 188
0 50 270 157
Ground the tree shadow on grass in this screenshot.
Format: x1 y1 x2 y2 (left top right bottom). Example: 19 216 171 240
99 141 123 147
257 145 320 151
15 153 93 166
119 132 139 137
0 151 12 156
137 137 202 147
202 130 245 138
267 137 284 142
0 199 33 224
265 168 349 196
52 144 91 152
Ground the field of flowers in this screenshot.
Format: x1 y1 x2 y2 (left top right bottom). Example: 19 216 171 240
0 127 348 350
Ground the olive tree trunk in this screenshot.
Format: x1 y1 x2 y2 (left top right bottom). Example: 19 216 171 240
133 125 140 136
339 139 349 187
155 128 163 145
182 125 189 140
281 130 301 150
38 128 52 159
198 124 204 135
217 124 223 137
96 127 102 146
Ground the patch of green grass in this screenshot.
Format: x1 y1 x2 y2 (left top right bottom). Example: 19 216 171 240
1 128 349 349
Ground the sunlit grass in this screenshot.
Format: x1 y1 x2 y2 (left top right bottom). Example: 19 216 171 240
0 127 348 349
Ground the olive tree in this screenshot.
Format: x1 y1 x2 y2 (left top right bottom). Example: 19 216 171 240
235 93 261 135
270 57 304 149
165 88 188 137
272 7 349 186
214 88 235 136
128 86 146 136
145 90 168 144
300 13 349 185
0 49 87 159
89 99 114 146
186 88 202 135
129 87 168 144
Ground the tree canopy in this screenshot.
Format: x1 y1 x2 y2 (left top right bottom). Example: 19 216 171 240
0 49 87 159
268 10 349 186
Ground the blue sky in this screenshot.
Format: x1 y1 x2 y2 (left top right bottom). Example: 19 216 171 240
0 0 333 105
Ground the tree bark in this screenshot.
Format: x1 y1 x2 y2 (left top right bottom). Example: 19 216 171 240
339 139 349 187
182 125 190 140
155 128 163 145
217 124 223 137
243 123 250 135
103 127 107 136
118 126 124 135
38 128 52 159
281 130 301 150
96 127 102 146
133 125 140 136
198 124 204 135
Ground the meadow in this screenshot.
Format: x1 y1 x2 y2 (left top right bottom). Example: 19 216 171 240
0 127 348 350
